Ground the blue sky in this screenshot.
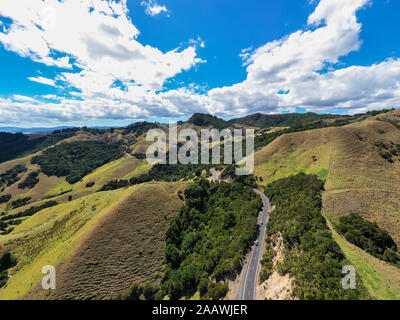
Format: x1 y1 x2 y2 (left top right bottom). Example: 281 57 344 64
0 0 399 127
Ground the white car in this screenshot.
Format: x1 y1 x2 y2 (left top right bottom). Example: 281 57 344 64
255 240 259 246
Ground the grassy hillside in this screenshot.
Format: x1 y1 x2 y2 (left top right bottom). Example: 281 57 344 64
0 182 187 300
254 110 400 299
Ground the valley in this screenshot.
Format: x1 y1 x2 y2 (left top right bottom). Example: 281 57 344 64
0 109 399 300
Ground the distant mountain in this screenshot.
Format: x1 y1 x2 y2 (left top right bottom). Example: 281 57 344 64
228 112 346 128
187 113 229 130
0 126 75 134
0 126 114 134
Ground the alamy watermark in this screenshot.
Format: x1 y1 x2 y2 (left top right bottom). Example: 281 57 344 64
145 124 255 175
342 265 356 290
41 265 56 290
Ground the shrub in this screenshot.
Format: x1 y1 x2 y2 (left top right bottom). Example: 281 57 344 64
206 282 228 300
143 282 157 300
0 165 27 188
18 170 40 189
10 197 31 209
0 194 11 204
98 179 130 192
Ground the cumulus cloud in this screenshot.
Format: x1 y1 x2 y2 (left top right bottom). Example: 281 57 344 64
0 0 399 125
208 0 400 116
141 1 169 17
28 76 57 87
0 0 205 124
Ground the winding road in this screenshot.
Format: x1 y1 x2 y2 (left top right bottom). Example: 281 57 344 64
238 189 270 300
208 168 270 300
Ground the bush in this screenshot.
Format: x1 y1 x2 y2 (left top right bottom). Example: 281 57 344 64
18 170 40 189
0 194 11 204
206 282 228 300
119 283 142 300
2 200 58 221
0 165 27 188
10 197 31 209
98 179 129 192
0 252 17 288
143 282 157 300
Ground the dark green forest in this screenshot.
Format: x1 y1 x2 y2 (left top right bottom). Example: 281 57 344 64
264 173 367 299
31 141 124 184
0 252 17 288
337 213 400 267
18 171 40 189
161 180 262 300
0 165 27 189
0 130 77 164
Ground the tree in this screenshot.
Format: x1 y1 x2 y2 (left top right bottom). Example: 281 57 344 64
143 282 157 300
121 283 142 300
165 244 181 268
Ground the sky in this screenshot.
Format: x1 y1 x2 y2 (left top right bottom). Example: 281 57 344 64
0 0 399 127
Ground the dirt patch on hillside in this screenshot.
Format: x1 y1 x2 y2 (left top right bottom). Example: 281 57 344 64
256 234 295 300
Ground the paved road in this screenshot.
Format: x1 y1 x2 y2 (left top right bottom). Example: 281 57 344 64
238 189 270 300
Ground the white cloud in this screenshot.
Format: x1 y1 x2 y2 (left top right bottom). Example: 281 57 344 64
206 0 400 116
0 0 205 124
0 0 399 125
141 1 169 17
28 76 57 87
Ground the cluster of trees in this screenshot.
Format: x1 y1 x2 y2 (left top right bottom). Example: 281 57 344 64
0 252 17 288
229 112 344 128
337 213 400 267
160 180 262 300
98 179 130 192
31 141 124 184
0 194 11 204
374 141 400 163
0 165 27 189
123 121 162 136
264 173 365 299
0 130 77 164
118 282 159 300
187 114 229 130
18 171 40 189
253 109 395 150
1 200 58 222
10 197 31 209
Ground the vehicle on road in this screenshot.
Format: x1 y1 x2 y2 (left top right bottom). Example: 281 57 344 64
255 240 259 246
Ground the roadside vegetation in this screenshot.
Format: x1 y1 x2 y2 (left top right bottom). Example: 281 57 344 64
157 180 262 300
263 173 368 299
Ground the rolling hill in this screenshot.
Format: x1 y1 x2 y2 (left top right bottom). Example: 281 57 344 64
254 109 400 299
0 109 399 300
